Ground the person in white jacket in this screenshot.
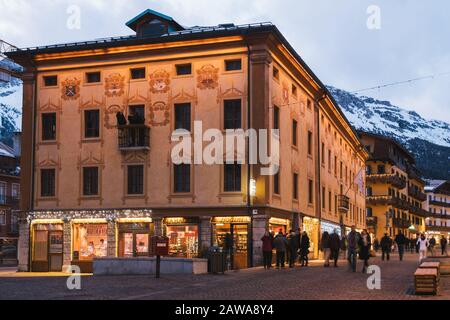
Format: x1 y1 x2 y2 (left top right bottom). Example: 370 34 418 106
416 234 429 262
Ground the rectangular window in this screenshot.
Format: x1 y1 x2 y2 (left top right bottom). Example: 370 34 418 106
83 167 99 196
328 191 332 212
224 99 242 129
176 64 192 76
274 171 280 195
293 174 298 200
334 156 337 175
307 131 313 155
130 68 146 80
41 169 56 197
224 163 241 192
175 103 191 131
0 182 6 204
225 59 242 71
0 211 5 225
43 75 57 87
12 183 20 199
308 179 314 204
42 113 56 141
292 119 298 146
84 110 100 138
273 106 280 130
273 67 279 80
321 143 325 164
174 164 191 193
127 165 144 195
322 187 326 209
328 150 331 171
291 84 297 96
86 72 101 83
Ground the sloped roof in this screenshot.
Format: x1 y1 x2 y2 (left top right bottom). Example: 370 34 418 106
424 179 447 192
126 9 184 32
0 142 15 158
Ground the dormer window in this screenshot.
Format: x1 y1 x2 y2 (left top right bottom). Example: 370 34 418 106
139 19 168 38
126 9 185 39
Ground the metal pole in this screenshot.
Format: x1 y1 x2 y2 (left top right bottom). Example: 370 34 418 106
156 255 161 279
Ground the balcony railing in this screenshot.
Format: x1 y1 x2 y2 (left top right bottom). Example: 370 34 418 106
366 195 410 210
408 189 427 202
393 218 411 229
429 199 450 208
366 174 406 189
426 225 450 232
118 125 150 151
428 213 450 220
338 195 350 212
409 206 430 218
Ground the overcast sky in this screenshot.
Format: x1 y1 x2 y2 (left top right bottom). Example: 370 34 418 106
1 0 449 122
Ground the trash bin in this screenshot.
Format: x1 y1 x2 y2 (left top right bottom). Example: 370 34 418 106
207 247 227 274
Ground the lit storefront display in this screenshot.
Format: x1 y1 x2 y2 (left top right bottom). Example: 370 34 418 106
164 218 199 258
320 220 341 237
269 217 290 235
118 222 154 257
212 217 251 270
303 216 319 259
72 224 108 261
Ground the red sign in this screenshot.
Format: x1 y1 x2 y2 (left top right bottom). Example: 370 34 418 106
151 236 169 256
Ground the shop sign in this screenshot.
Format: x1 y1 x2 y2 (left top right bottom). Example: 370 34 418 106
164 217 199 225
269 218 289 226
212 217 251 224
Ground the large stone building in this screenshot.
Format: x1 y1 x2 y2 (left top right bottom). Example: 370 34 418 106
424 180 450 239
7 9 367 272
359 131 428 241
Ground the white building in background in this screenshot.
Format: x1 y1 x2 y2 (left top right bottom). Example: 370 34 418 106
424 180 450 238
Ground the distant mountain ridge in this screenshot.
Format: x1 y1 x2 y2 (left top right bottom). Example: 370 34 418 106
327 86 450 180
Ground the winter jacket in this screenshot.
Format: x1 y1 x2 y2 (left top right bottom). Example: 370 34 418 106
329 233 341 252
300 235 310 255
320 232 330 250
358 234 372 260
417 238 429 251
394 234 406 246
273 235 288 252
288 233 299 252
261 235 273 252
347 231 359 250
380 236 393 250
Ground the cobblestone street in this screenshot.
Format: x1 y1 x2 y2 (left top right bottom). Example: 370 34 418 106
0 253 448 300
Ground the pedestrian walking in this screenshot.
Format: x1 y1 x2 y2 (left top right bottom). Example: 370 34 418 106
287 230 299 268
347 226 359 272
272 231 288 269
416 234 429 262
394 230 407 261
380 233 392 261
373 238 380 253
329 229 341 267
440 236 448 256
358 229 371 273
429 236 436 257
320 231 331 267
261 231 273 269
299 232 310 267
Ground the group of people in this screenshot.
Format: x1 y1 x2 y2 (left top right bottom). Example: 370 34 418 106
374 233 448 262
261 229 311 269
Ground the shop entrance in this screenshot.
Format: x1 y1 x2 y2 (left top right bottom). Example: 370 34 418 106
32 225 64 272
213 223 250 270
118 223 153 257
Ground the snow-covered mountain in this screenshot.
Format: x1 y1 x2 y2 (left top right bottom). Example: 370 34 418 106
327 86 450 180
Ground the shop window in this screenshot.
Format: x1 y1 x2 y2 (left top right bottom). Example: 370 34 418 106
127 165 144 195
176 63 192 76
84 110 100 138
83 167 99 196
225 59 242 71
118 223 153 258
40 169 56 197
72 224 107 261
33 230 48 261
224 99 242 129
224 163 241 192
86 71 101 83
166 225 199 258
43 75 57 87
130 67 146 80
42 113 57 141
175 103 191 131
174 164 191 193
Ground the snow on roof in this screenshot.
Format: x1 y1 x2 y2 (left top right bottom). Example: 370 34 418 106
0 142 15 158
424 179 446 192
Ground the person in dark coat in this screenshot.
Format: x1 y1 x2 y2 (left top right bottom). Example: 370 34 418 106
440 236 448 256
394 230 407 261
380 233 392 261
287 230 299 268
329 229 341 267
272 231 288 269
373 238 380 252
299 232 310 267
358 229 371 273
261 231 273 269
320 231 331 267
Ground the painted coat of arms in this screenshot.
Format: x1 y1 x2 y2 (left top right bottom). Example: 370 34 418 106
61 78 81 100
149 101 170 127
197 64 219 90
105 73 125 97
149 70 171 94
